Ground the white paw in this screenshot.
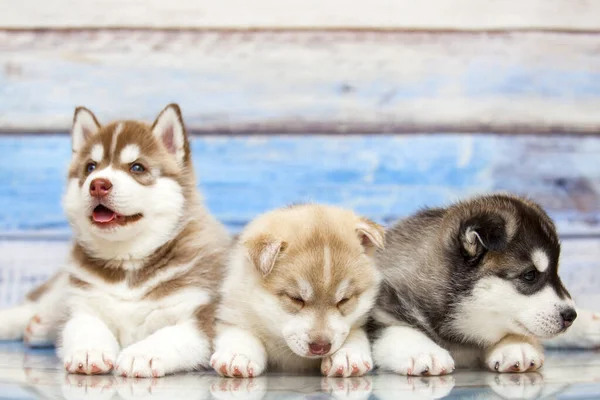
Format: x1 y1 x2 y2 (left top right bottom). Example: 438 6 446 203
485 341 543 373
210 351 266 378
116 350 165 378
62 375 116 400
385 345 454 376
321 348 373 377
24 315 56 347
373 326 455 376
64 349 115 375
210 377 268 400
321 376 373 399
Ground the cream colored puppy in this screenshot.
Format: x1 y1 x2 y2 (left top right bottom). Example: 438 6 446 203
211 204 384 377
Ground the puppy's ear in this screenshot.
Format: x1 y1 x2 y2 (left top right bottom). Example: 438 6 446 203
460 213 508 263
72 107 100 153
244 233 287 277
356 218 385 255
152 103 188 165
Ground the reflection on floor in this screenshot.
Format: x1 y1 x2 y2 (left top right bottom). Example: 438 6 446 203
0 342 599 399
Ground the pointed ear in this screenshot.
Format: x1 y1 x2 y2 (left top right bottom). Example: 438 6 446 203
460 213 508 263
356 218 385 255
72 107 100 153
151 103 188 165
244 233 287 277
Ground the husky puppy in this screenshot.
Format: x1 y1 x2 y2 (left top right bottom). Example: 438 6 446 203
0 104 230 378
370 194 578 375
211 204 384 377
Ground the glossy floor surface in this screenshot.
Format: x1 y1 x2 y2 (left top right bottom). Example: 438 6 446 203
0 342 599 399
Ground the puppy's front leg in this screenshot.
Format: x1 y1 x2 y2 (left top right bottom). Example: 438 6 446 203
321 328 373 377
0 303 36 341
372 325 455 376
484 334 544 373
210 325 268 378
116 320 211 378
60 313 120 375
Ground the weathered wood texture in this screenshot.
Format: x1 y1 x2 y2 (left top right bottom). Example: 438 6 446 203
2 30 600 134
1 0 600 30
1 134 599 236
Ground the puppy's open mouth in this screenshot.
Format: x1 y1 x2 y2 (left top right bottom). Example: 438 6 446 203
91 205 143 227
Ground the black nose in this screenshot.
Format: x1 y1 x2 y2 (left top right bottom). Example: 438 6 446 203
560 308 577 329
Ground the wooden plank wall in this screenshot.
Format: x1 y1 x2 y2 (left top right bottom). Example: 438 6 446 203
0 0 599 308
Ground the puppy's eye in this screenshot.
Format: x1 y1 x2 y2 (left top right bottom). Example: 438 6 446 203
287 295 305 307
337 298 350 308
130 163 145 173
521 270 538 283
86 163 96 173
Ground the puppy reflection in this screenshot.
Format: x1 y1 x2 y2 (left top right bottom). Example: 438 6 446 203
17 369 214 400
321 376 373 400
484 373 547 399
210 375 373 400
63 374 213 400
210 377 268 400
371 375 455 400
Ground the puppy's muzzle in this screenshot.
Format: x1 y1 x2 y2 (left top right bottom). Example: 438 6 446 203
308 341 332 356
560 308 577 330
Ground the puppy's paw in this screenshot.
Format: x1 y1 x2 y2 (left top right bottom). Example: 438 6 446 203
24 315 55 347
321 348 373 377
385 345 454 376
321 376 372 399
64 349 115 375
116 350 165 378
210 351 266 378
485 340 543 373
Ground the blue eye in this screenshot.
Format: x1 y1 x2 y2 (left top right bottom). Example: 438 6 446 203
86 163 96 173
130 163 145 173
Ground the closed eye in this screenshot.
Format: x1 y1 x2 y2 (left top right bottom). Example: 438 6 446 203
337 297 351 308
287 294 305 307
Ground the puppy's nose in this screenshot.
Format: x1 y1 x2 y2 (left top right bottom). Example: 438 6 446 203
308 341 332 355
89 178 112 198
560 308 577 329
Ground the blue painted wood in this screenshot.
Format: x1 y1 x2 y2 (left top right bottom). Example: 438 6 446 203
0 134 599 235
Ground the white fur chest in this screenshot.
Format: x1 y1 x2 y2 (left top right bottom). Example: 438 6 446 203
67 273 210 348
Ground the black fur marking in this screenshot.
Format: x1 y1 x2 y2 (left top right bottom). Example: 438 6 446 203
371 194 571 349
461 213 508 252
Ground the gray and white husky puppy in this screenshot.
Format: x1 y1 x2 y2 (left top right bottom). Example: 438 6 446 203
369 194 588 375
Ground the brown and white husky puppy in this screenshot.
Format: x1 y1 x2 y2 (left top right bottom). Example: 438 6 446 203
0 104 230 378
369 194 582 375
211 204 384 377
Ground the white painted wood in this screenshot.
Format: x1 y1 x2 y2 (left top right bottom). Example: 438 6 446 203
0 241 68 307
1 0 599 30
1 30 600 133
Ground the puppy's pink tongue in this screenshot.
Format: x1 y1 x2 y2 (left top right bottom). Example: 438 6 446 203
93 208 116 223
